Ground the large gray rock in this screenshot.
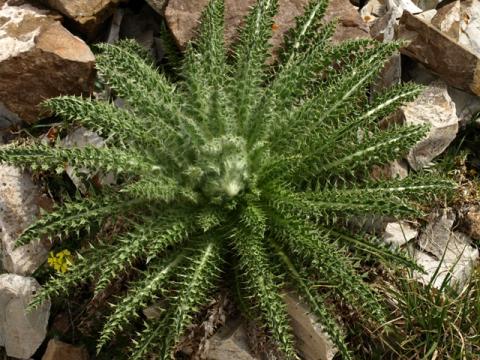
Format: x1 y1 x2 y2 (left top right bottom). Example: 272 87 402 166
413 209 479 289
0 1 95 127
0 165 50 275
0 274 51 359
399 81 459 170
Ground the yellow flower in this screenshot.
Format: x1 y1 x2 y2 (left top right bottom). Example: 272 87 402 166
47 250 74 273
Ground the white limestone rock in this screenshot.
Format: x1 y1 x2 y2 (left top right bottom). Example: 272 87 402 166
360 0 387 24
459 0 480 56
414 209 479 289
0 165 49 275
383 221 418 247
413 0 441 11
61 127 114 192
400 81 459 170
0 274 51 359
386 0 422 18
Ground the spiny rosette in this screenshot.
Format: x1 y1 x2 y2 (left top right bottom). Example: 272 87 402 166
0 0 455 359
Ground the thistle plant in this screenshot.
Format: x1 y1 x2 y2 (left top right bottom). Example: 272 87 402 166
0 0 454 358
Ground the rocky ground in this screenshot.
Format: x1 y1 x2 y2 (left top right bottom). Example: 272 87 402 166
0 0 479 359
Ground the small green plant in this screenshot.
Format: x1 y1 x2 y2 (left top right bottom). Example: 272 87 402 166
359 266 480 359
0 0 454 358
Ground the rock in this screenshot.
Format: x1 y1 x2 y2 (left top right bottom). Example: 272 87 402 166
360 0 387 24
42 339 89 360
464 206 480 241
40 0 124 37
416 8 437 22
165 0 308 51
447 86 480 127
120 4 163 60
414 209 479 289
431 0 460 40
412 0 440 11
60 127 115 192
284 293 337 360
398 81 458 170
347 215 395 235
459 0 480 56
142 304 163 320
0 2 95 127
0 165 50 275
425 0 480 58
382 221 418 247
165 0 368 52
386 0 422 17
105 7 123 44
370 9 401 91
207 319 256 360
371 159 408 180
370 7 397 41
323 0 370 43
145 0 167 15
397 11 480 95
0 274 51 359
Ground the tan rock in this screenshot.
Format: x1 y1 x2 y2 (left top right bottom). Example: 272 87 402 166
165 0 308 51
397 11 480 95
464 206 480 240
323 0 370 43
145 0 167 15
0 2 95 126
207 319 256 360
0 165 50 275
0 274 51 359
284 293 337 360
165 0 368 52
40 0 123 37
431 0 460 40
42 339 89 360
